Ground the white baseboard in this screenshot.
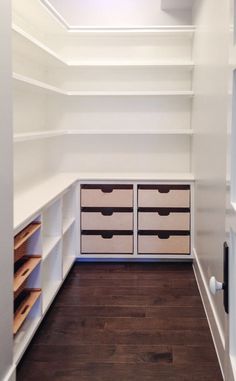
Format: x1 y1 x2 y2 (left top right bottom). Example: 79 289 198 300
193 247 225 380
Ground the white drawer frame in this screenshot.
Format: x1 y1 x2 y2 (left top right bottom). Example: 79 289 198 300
78 180 194 260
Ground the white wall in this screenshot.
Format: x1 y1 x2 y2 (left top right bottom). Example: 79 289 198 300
41 0 192 27
0 1 14 380
192 0 230 373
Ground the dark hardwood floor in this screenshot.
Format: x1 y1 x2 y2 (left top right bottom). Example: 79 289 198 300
17 263 223 381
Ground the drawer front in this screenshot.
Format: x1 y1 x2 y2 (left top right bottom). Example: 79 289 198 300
81 188 133 207
138 212 190 231
81 234 133 254
138 234 190 254
138 188 190 208
81 212 133 230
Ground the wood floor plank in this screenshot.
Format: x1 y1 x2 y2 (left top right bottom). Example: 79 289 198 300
17 263 223 381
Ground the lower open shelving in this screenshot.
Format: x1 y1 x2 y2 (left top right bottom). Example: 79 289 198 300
14 292 42 364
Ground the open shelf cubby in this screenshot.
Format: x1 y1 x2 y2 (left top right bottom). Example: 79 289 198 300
42 199 62 259
62 223 76 279
42 242 62 313
62 186 76 234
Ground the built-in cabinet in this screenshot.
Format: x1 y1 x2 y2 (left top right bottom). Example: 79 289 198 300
13 184 77 364
80 182 192 258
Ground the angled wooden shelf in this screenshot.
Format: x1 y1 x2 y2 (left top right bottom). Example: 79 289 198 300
14 257 41 296
14 290 41 335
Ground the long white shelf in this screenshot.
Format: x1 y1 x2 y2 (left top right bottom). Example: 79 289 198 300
14 130 65 142
14 129 194 142
13 24 195 67
13 73 65 94
13 74 194 97
67 90 194 96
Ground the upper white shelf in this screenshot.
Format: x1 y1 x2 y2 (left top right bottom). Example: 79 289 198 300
13 24 195 67
14 129 194 142
13 73 194 97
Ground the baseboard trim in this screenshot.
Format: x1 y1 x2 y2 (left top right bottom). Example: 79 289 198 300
193 248 225 380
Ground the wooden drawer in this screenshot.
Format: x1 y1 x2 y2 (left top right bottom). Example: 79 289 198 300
81 185 133 207
138 210 190 230
81 210 133 230
138 233 190 254
138 185 190 208
81 232 133 254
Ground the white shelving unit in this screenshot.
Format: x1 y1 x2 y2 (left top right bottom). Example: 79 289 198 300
12 0 196 368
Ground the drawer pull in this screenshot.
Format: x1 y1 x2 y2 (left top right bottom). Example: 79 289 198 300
101 210 114 216
157 186 171 194
101 232 114 239
100 187 114 193
157 210 170 216
157 232 170 239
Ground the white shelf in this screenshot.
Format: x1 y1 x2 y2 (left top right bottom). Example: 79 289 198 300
14 129 194 142
12 24 65 64
13 24 194 67
43 235 61 259
63 256 75 279
43 281 61 313
14 130 65 142
14 314 42 365
13 73 65 94
13 73 194 97
63 217 75 235
67 90 194 97
14 173 79 233
66 61 194 68
76 172 195 181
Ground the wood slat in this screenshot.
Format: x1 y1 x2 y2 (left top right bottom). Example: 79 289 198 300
14 222 41 250
14 257 41 295
14 290 41 335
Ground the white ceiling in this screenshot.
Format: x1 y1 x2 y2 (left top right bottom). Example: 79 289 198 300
40 0 192 29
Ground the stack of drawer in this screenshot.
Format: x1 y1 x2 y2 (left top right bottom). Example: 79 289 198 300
138 185 191 255
81 184 134 254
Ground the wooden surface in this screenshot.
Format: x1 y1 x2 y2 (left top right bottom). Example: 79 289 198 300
14 257 41 295
14 290 41 335
17 263 223 381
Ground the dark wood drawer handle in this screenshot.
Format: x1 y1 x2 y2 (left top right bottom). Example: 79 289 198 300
100 187 114 194
101 233 113 239
157 233 170 239
101 211 114 216
157 211 170 216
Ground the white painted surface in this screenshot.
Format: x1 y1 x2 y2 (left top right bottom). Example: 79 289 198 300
161 0 195 10
191 0 229 376
0 1 14 380
40 0 192 28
